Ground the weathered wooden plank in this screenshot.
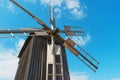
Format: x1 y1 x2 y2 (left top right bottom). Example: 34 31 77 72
15 36 70 80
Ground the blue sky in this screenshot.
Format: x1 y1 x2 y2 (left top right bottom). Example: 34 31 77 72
0 0 120 80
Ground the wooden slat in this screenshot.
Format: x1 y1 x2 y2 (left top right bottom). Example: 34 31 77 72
63 42 79 56
65 38 76 47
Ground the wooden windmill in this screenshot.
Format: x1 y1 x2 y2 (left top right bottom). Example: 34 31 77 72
0 0 99 80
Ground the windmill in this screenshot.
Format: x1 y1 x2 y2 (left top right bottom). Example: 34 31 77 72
0 0 99 80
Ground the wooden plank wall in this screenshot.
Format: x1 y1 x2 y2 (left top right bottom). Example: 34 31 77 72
15 36 70 80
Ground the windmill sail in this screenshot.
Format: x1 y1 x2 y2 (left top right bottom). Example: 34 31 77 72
63 38 99 72
10 0 50 30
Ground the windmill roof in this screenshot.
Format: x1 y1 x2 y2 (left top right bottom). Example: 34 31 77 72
18 36 32 58
18 35 63 58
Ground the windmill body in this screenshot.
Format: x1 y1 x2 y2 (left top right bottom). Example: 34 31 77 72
15 36 70 80
0 0 99 80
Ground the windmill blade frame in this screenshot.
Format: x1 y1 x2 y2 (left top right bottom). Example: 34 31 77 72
62 39 99 72
9 0 99 72
10 0 50 30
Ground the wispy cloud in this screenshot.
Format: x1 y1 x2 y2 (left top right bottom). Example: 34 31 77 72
15 39 25 53
54 7 62 18
0 39 25 80
40 0 86 19
65 0 86 19
65 0 80 9
7 2 15 13
70 71 89 80
112 77 120 80
0 0 86 19
0 0 16 13
70 8 85 19
71 34 91 46
0 0 6 8
24 0 36 3
40 0 63 7
0 52 18 80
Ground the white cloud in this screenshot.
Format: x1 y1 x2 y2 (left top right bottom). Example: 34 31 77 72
16 39 25 53
0 0 5 7
0 49 18 80
71 34 91 46
0 52 18 80
0 0 86 19
65 0 80 9
40 0 63 7
54 7 62 18
112 78 120 80
40 0 86 19
0 39 25 80
7 2 15 13
65 0 86 19
70 71 89 80
0 0 16 13
24 0 36 3
70 8 85 19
